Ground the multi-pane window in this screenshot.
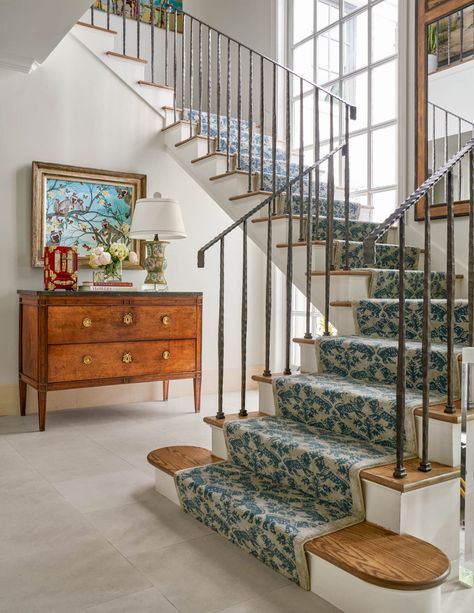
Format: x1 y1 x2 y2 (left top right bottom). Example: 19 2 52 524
290 0 399 222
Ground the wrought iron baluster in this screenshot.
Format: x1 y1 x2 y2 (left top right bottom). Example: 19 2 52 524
217 238 225 420
198 23 203 134
314 88 320 240
447 15 452 66
263 201 273 377
299 78 305 242
286 71 291 214
181 15 186 114
419 193 432 472
216 33 222 152
248 51 254 192
344 105 350 270
237 44 242 170
460 10 464 61
240 220 248 417
305 172 314 339
445 169 456 415
150 3 155 83
107 0 110 30
394 216 407 478
469 150 474 346
207 26 212 154
259 57 265 190
284 186 293 376
173 7 177 122
226 38 231 172
445 110 449 199
90 4 95 26
324 154 334 337
432 104 436 174
458 118 462 200
189 18 194 138
271 63 277 211
122 0 126 56
136 1 141 59
165 7 170 86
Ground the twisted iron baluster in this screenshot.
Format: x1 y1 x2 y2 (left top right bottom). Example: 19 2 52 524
122 0 126 56
226 39 231 172
165 7 169 86
216 33 222 152
217 238 225 420
237 44 242 170
284 185 293 376
314 87 320 241
394 216 407 479
344 105 350 270
298 78 305 242
207 26 212 154
305 172 313 339
445 170 456 415
173 6 177 122
136 1 140 59
189 18 194 139
240 221 248 417
248 51 253 192
107 0 110 30
198 23 203 134
150 3 155 83
263 201 273 377
469 150 474 347
259 57 265 191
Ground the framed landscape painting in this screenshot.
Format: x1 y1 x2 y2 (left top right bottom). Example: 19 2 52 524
32 162 146 267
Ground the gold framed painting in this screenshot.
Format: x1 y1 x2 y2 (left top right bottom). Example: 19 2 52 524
32 161 147 268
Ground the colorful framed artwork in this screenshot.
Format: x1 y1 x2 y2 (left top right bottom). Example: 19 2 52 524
32 161 147 268
94 1 184 32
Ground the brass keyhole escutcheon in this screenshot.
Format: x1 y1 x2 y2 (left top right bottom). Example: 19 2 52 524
161 315 171 327
123 312 133 326
82 355 93 365
162 350 171 360
82 317 92 328
122 352 133 364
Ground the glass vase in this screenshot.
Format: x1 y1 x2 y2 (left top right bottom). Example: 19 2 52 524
93 261 122 284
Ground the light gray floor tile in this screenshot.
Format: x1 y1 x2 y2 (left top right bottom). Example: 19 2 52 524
0 532 152 612
129 533 289 613
85 495 212 558
53 467 155 513
82 587 179 612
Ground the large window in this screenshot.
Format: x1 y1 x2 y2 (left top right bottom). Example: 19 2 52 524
290 0 399 222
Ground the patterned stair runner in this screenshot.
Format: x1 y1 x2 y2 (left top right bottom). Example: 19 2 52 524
172 108 461 591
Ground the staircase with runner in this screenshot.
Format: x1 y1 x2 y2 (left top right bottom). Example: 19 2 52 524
73 4 474 612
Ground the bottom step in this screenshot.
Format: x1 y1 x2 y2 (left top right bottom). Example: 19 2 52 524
148 445 450 613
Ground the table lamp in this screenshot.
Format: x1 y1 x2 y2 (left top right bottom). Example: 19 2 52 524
129 192 187 290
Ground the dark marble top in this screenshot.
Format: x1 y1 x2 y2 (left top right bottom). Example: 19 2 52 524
18 290 203 297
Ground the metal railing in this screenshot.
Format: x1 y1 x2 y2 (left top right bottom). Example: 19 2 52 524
87 0 356 420
198 145 347 419
428 3 474 72
364 138 474 478
428 102 474 202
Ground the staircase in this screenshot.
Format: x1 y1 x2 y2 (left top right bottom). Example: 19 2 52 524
72 3 474 612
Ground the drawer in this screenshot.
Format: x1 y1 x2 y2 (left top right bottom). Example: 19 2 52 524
47 339 196 383
47 305 197 344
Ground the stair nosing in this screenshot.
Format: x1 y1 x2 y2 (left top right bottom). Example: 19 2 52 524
106 51 147 64
76 21 117 34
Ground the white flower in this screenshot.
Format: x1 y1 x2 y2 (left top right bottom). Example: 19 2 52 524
109 242 129 261
128 251 138 265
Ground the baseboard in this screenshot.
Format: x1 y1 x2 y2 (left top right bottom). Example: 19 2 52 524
0 365 263 416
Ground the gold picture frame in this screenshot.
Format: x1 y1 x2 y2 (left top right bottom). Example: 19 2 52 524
32 161 147 268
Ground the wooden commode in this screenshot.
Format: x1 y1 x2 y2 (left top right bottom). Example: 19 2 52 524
18 291 202 430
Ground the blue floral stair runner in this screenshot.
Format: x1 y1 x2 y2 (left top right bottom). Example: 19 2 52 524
172 109 460 590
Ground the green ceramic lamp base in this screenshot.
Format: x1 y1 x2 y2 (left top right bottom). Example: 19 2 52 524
143 240 169 290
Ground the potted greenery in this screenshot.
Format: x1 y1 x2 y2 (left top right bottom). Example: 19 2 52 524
427 23 438 74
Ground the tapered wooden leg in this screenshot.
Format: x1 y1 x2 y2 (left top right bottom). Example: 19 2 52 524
19 380 27 416
193 377 201 413
37 391 47 432
163 380 170 402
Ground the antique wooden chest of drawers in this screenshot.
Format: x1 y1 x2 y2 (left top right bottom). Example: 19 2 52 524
18 291 202 431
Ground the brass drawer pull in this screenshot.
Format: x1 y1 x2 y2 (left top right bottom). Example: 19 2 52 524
123 312 133 326
162 350 171 360
161 315 171 326
82 355 93 365
122 352 133 364
82 317 92 328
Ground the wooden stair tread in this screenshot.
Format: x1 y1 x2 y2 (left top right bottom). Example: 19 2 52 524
77 21 117 34
304 521 450 591
139 80 174 90
252 372 297 384
252 213 307 224
203 411 266 428
106 51 147 64
147 446 222 476
360 458 459 492
229 190 272 201
293 337 317 345
414 400 474 424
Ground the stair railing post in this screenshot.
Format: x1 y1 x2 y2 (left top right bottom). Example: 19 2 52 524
248 51 254 192
216 33 222 152
394 215 407 479
298 78 305 242
263 200 273 377
216 238 225 419
469 150 474 347
419 192 432 472
445 169 456 414
314 87 320 241
343 105 351 271
240 221 248 417
284 186 293 376
226 38 231 172
304 171 313 340
207 26 212 155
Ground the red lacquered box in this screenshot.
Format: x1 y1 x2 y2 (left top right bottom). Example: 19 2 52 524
43 246 78 291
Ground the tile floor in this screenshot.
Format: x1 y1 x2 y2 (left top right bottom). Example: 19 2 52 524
0 390 473 612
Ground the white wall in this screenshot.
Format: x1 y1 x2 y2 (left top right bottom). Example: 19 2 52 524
0 32 266 415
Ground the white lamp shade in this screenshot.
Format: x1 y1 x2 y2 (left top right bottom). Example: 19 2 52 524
129 193 187 240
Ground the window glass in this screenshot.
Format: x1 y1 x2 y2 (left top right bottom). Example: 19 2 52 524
371 60 397 125
293 0 314 44
343 10 368 75
317 0 339 31
317 25 340 83
372 125 397 188
343 0 368 18
343 71 368 132
372 0 398 63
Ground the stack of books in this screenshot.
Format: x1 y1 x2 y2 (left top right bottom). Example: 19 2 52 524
79 281 135 292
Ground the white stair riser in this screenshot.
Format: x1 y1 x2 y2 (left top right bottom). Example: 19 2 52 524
73 24 117 56
102 53 146 83
210 175 257 201
138 85 174 113
309 555 442 613
363 479 459 560
191 156 230 181
174 138 213 164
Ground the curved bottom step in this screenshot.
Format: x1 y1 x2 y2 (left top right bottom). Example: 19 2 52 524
148 445 450 613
